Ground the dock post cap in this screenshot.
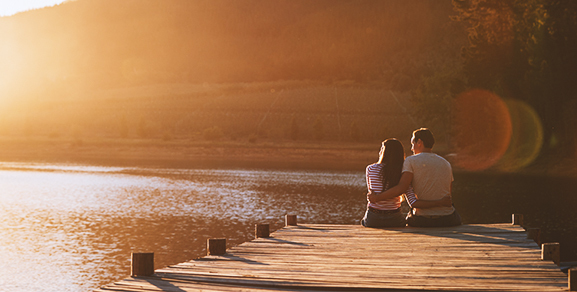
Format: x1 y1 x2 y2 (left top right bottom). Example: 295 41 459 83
285 214 298 226
207 238 226 256
255 223 270 238
570 267 577 291
512 214 523 226
131 252 154 277
541 242 561 265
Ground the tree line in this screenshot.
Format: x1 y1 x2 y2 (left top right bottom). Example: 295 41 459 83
414 0 577 161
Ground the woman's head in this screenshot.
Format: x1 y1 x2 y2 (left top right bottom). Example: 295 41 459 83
378 138 405 164
378 138 405 187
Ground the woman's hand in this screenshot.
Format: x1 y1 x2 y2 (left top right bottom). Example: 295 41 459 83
367 190 378 203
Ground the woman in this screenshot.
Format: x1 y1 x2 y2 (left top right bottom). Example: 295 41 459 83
361 138 409 227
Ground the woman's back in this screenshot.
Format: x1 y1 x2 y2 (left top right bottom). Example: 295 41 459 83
366 163 401 210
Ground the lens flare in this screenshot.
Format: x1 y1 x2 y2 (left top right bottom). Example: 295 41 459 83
453 89 512 171
495 99 544 171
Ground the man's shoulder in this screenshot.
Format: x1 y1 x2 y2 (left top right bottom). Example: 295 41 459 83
409 152 449 161
406 153 452 169
430 153 452 167
405 153 427 163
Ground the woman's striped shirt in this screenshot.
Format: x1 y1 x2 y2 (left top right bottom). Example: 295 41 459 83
366 163 412 210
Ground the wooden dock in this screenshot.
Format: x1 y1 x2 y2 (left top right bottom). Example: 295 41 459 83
95 222 572 292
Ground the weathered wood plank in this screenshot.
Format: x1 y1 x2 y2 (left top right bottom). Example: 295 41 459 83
96 224 568 292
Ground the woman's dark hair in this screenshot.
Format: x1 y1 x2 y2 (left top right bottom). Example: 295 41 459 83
378 138 405 188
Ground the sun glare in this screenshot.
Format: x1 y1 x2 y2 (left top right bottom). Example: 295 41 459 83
0 1 67 17
494 99 544 172
453 89 512 171
0 41 26 104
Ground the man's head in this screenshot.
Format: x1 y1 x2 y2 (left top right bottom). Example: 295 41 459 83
411 128 435 154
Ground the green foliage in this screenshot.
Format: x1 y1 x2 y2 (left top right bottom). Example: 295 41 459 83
452 0 577 156
411 67 464 144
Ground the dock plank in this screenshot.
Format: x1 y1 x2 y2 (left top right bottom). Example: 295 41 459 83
96 224 569 291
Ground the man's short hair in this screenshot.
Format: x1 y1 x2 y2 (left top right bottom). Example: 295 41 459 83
413 128 435 148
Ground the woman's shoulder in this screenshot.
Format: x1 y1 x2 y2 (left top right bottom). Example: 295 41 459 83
366 163 384 172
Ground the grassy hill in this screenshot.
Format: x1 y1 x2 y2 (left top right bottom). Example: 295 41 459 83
1 81 418 143
0 0 462 154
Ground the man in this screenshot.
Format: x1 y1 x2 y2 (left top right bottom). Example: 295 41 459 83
368 128 461 227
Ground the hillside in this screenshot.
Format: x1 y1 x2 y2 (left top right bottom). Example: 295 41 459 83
0 81 417 142
1 0 460 90
0 0 464 144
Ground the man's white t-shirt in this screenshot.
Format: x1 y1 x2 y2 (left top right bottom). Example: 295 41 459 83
402 152 455 216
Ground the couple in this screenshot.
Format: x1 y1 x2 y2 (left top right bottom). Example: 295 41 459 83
361 128 461 228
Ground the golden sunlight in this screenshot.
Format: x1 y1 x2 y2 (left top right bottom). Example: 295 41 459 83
495 99 544 172
453 89 512 171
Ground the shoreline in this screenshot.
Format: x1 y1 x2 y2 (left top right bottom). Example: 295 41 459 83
0 136 575 176
0 136 377 171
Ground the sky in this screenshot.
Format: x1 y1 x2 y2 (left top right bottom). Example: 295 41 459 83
0 0 67 17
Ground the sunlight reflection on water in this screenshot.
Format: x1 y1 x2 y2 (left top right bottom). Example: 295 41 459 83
0 163 365 291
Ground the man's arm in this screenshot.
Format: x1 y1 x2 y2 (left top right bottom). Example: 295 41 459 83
405 182 453 208
410 195 452 208
368 172 413 203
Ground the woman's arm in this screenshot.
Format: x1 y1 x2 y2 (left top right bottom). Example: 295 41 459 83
367 172 413 203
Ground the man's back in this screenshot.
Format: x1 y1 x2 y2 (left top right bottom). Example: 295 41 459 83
403 152 454 216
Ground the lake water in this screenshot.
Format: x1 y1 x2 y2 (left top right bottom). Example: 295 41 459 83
0 162 367 291
0 162 575 292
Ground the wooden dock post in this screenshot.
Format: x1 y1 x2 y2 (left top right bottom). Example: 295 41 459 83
512 214 524 226
541 242 560 265
207 238 226 255
526 228 540 244
570 267 577 291
131 252 154 277
256 223 270 238
285 214 297 226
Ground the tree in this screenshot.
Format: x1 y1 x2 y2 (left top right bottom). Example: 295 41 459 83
452 0 577 158
411 67 465 145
